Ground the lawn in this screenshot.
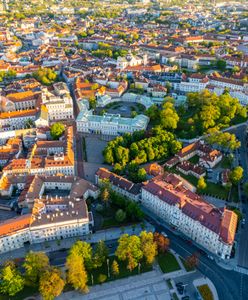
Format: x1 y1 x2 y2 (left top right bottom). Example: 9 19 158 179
197 284 214 300
88 255 152 285
179 256 195 272
157 251 181 273
188 155 199 164
166 166 229 200
202 182 229 200
220 156 231 169
0 286 38 300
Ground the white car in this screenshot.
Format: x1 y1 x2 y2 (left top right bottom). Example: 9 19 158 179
161 231 168 237
242 219 246 225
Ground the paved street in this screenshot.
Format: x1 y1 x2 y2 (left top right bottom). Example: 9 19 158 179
228 124 248 269
144 208 248 300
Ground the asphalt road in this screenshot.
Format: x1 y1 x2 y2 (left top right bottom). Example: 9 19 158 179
228 124 248 269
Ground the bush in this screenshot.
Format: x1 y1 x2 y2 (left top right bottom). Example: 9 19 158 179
96 204 104 212
98 273 107 284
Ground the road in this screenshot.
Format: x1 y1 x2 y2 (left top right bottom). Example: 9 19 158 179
48 216 248 300
228 124 248 269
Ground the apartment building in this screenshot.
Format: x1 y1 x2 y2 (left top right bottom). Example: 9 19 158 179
0 174 98 253
141 174 237 259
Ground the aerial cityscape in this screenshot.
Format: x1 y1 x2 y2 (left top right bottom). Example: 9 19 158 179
0 0 247 299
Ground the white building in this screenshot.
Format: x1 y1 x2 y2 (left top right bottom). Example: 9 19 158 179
42 82 74 121
141 175 237 259
0 175 98 253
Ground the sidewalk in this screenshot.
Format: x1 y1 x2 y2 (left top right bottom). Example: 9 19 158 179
0 223 154 264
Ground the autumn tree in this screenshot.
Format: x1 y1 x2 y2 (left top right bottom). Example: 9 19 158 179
0 262 24 296
101 187 110 207
140 231 157 264
197 177 207 191
23 251 50 286
115 234 143 272
69 241 93 269
66 254 88 293
229 166 243 185
185 254 199 269
153 232 170 253
39 267 65 300
111 260 119 277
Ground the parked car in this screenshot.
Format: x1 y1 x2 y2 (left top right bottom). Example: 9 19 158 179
161 231 168 237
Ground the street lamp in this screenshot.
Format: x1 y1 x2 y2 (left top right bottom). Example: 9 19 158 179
91 274 94 285
107 258 110 277
138 262 141 274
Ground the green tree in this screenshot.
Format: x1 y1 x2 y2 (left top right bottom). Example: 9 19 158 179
93 240 109 268
50 122 65 140
137 168 147 182
229 166 243 185
111 260 119 277
39 267 65 300
115 209 126 223
216 59 226 71
23 251 50 285
66 254 88 292
140 231 157 264
0 263 24 296
160 102 179 130
197 176 207 191
115 234 143 271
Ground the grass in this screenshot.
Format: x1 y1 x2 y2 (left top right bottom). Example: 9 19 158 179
0 286 38 300
88 256 152 285
230 185 239 203
166 279 173 289
188 155 199 164
197 284 214 300
220 156 231 169
167 166 229 200
179 256 195 272
102 218 120 228
172 292 179 300
157 251 181 273
202 182 229 200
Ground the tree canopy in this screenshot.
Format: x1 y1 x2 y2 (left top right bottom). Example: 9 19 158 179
50 122 65 140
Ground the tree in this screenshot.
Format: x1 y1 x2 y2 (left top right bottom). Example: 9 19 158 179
50 122 65 140
69 241 93 269
66 254 88 293
185 254 199 269
98 274 107 283
115 209 126 223
23 251 50 285
39 267 65 300
243 182 248 197
160 102 179 130
115 234 143 271
153 232 170 253
111 260 119 277
93 240 109 268
0 263 24 296
216 59 226 71
101 187 110 207
140 231 157 265
197 177 207 191
229 166 243 185
137 168 147 182
146 105 160 121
